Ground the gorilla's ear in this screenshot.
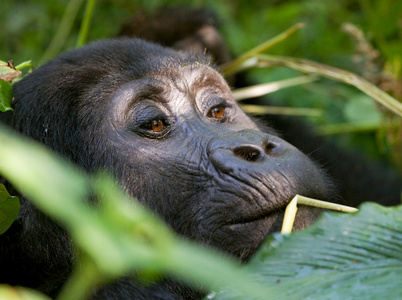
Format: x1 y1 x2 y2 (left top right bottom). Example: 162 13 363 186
118 7 232 66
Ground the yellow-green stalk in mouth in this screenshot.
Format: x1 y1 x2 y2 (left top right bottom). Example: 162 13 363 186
281 194 358 234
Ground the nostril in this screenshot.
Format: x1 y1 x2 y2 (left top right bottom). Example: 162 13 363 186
233 146 262 162
264 141 277 156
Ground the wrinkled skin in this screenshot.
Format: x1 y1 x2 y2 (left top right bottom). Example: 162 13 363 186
0 39 333 299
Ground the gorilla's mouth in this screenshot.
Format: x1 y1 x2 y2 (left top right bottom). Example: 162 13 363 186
226 206 286 226
224 196 291 226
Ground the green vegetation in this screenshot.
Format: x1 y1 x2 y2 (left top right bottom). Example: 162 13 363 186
0 0 401 299
0 184 19 235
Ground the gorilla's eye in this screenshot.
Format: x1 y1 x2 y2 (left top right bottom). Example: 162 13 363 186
137 116 173 138
208 105 227 121
141 118 168 132
210 106 225 119
151 119 164 132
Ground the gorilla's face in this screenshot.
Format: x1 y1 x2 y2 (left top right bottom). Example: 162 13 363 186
104 61 331 260
12 39 332 260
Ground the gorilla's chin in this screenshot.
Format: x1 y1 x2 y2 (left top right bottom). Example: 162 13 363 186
216 205 323 260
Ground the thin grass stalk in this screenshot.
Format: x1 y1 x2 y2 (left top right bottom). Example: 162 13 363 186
255 54 402 118
281 195 358 234
41 0 85 63
232 74 318 101
241 104 322 117
76 0 97 47
221 23 305 76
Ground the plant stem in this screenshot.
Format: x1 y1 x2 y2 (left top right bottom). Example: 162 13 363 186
15 60 33 72
57 255 105 300
281 195 358 234
256 54 402 118
41 0 85 63
241 104 322 117
76 0 97 47
232 74 318 101
222 23 304 76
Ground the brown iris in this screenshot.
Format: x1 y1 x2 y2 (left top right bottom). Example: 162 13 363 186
210 106 225 119
151 119 164 132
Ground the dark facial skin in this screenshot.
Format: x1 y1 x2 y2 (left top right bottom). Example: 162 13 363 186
106 65 331 259
0 38 333 298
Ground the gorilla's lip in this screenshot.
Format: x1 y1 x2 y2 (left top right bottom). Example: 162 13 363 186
224 199 289 226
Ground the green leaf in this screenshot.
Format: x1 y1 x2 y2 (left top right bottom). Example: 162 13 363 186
0 79 13 112
0 60 15 75
0 184 19 235
0 285 51 300
208 203 402 299
0 61 22 82
0 124 274 300
344 95 382 123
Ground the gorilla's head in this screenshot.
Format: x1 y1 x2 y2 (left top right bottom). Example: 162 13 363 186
10 38 333 260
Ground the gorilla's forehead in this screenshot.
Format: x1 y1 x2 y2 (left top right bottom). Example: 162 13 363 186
156 64 229 96
113 64 230 108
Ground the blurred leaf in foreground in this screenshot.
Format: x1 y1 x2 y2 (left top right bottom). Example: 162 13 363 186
0 183 19 235
0 124 271 300
208 203 402 300
0 285 51 300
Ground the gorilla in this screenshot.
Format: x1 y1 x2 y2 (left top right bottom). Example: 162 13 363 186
0 38 333 299
1 7 402 299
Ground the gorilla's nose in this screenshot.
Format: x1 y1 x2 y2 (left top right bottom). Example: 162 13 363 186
232 138 279 162
207 130 288 172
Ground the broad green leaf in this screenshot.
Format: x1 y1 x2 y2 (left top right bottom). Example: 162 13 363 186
0 79 13 112
0 184 19 235
208 203 402 299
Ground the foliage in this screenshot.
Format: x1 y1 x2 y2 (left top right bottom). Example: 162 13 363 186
0 121 401 300
0 80 13 112
0 184 19 235
208 203 402 300
0 1 401 299
0 59 33 111
0 285 51 300
214 0 402 167
0 124 271 300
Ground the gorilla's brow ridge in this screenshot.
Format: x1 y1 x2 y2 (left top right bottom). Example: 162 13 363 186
135 83 165 102
122 79 167 107
183 67 230 100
